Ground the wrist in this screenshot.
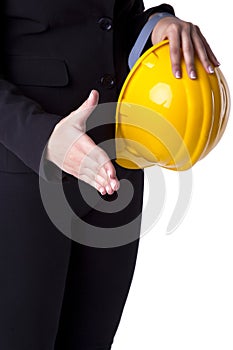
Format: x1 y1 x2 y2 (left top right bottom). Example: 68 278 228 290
148 11 175 26
148 12 175 45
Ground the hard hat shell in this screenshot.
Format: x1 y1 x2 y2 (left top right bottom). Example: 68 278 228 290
115 40 230 171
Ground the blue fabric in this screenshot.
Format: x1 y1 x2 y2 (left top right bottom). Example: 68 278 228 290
128 12 174 69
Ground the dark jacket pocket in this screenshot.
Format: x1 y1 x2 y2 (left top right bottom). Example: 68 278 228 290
4 55 69 87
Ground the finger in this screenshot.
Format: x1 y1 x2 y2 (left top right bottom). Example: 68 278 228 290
191 26 215 74
84 89 99 109
86 147 119 191
78 173 107 195
83 144 110 174
79 168 115 195
195 26 220 67
69 90 99 130
80 159 117 195
166 26 182 78
94 151 120 191
60 159 105 196
79 166 110 191
86 145 120 188
103 161 120 191
79 153 109 183
74 159 110 195
103 159 117 179
105 184 115 195
181 26 197 79
72 136 112 186
87 144 110 167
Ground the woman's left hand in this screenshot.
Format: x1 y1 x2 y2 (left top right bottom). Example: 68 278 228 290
150 15 220 79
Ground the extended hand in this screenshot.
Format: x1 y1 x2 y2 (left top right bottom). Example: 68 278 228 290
46 90 119 195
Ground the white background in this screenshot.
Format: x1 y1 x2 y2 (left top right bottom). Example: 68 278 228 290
114 1 233 349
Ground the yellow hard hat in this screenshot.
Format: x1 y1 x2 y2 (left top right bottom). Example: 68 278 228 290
115 39 230 171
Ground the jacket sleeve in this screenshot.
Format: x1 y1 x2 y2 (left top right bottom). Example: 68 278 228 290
0 9 65 182
0 80 66 181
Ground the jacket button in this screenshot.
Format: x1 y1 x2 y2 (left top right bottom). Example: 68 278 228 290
98 17 113 31
100 74 115 89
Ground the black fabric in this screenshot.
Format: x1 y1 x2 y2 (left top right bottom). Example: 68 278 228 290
0 171 141 350
0 0 174 178
0 1 174 349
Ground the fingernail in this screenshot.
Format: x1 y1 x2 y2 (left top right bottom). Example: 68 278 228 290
105 184 113 194
190 70 197 79
175 70 181 79
110 180 118 191
100 188 105 195
208 65 214 74
110 180 115 189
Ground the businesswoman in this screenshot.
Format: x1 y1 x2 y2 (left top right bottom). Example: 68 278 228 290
0 1 219 349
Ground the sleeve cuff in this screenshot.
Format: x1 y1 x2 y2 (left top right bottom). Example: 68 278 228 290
39 143 70 184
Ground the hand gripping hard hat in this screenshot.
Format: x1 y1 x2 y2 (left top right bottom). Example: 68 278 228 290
115 16 230 171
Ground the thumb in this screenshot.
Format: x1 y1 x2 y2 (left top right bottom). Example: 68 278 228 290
82 89 99 109
74 90 99 130
70 90 99 129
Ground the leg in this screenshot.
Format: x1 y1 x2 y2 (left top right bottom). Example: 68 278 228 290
0 172 71 350
54 165 144 349
54 238 140 350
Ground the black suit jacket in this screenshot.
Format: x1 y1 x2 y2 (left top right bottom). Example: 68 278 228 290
0 0 174 179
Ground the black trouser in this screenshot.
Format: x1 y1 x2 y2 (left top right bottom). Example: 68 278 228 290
0 163 144 350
